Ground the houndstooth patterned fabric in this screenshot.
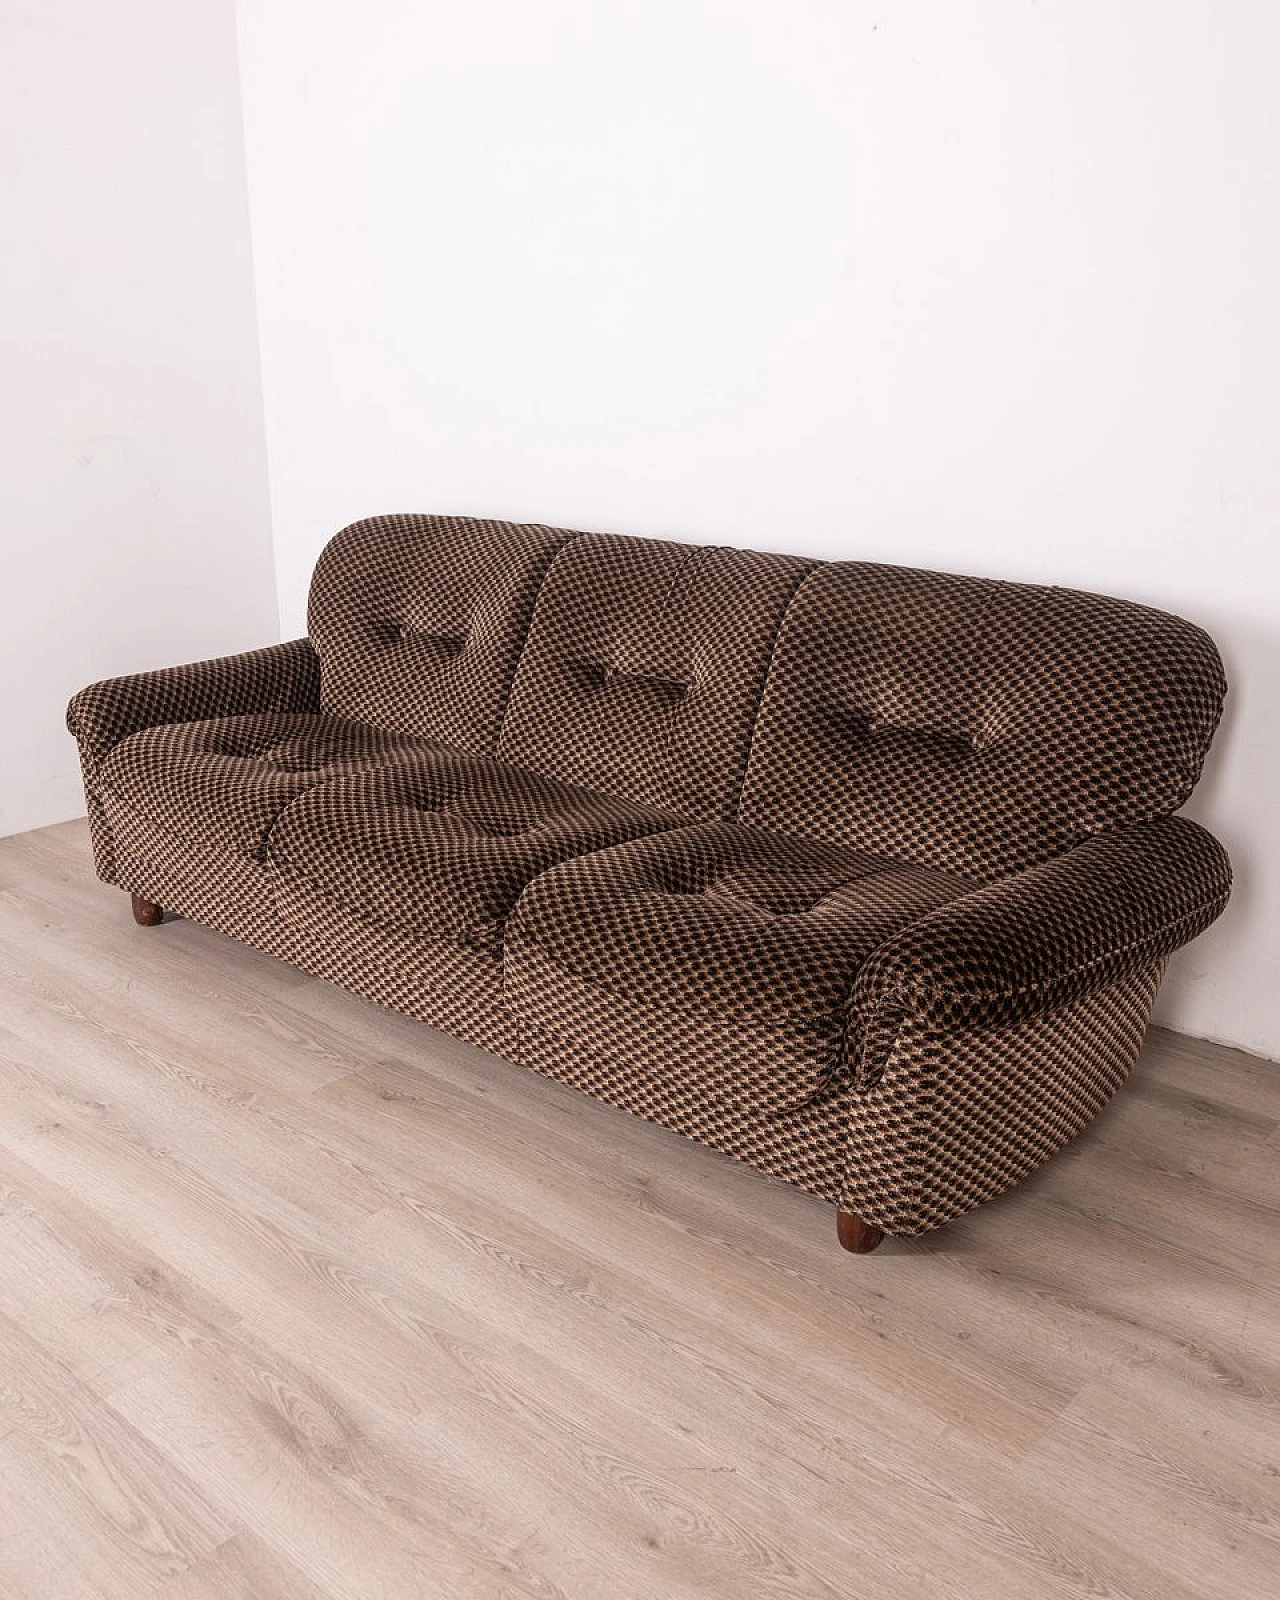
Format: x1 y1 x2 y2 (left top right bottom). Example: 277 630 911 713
67 638 321 882
106 795 514 1054
507 823 975 1111
851 816 1231 1084
99 713 435 859
518 1011 856 1205
513 959 1163 1228
498 534 812 818
742 562 1227 878
308 514 570 752
66 516 1234 1242
268 749 682 951
278 876 514 1055
104 799 295 962
841 962 1165 1233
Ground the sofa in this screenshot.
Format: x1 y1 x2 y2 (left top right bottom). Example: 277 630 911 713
66 515 1232 1254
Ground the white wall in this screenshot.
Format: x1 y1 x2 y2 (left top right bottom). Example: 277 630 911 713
0 0 278 839
239 1 1279 1059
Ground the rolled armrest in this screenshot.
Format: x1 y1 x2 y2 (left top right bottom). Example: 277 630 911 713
851 817 1231 1089
67 638 321 770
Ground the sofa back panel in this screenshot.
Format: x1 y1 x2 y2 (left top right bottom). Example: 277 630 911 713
740 561 1227 878
497 533 812 819
308 514 571 752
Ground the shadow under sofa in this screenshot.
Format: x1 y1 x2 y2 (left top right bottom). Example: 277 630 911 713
66 514 1232 1254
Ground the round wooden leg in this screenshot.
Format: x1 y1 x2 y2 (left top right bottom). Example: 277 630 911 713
836 1210 885 1254
130 893 164 927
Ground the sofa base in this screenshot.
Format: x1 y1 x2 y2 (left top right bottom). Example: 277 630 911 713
105 875 1162 1256
104 793 299 963
276 877 514 1058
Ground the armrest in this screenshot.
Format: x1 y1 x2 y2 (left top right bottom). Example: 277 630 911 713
66 638 322 769
851 817 1231 1090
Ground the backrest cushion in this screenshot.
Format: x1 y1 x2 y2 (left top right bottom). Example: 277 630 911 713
308 514 570 753
740 561 1227 878
498 533 811 819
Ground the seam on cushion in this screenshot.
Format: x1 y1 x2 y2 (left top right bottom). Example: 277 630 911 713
948 581 1002 757
270 807 682 932
653 542 703 636
505 927 854 1061
102 734 425 864
493 530 586 757
99 764 337 866
97 776 279 863
255 775 341 861
842 1044 936 1232
506 919 862 1029
515 992 844 1120
852 959 1165 1227
256 766 370 863
278 871 505 961
79 722 152 775
873 891 1230 1023
486 527 578 755
849 1002 909 1094
255 741 454 860
515 1004 857 1120
98 789 279 897
729 559 820 824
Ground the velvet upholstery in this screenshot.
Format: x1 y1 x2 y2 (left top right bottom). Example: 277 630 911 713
67 515 1233 1242
741 562 1227 876
268 749 681 950
507 823 975 1113
67 637 321 881
497 533 811 818
309 513 570 751
99 712 430 858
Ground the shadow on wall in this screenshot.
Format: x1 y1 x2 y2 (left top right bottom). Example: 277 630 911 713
1156 608 1280 1061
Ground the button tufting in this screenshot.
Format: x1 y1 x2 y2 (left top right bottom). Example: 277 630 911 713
419 631 467 657
586 662 690 699
445 805 529 838
381 622 468 655
846 709 985 758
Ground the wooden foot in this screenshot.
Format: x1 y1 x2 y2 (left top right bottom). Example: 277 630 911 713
130 893 164 927
836 1210 885 1254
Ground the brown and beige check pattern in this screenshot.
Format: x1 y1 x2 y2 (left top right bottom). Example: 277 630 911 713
66 515 1233 1241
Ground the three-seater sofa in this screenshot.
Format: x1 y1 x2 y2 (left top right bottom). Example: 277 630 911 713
67 515 1232 1253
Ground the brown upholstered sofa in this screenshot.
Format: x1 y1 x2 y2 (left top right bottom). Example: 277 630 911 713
67 516 1232 1253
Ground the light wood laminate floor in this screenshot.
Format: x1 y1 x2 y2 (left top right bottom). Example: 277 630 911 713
0 819 1276 1600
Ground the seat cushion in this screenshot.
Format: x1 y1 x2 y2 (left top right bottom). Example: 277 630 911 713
506 823 975 1112
98 712 429 858
267 751 683 951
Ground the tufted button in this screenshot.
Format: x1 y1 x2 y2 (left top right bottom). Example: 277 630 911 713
443 801 530 837
383 621 469 655
596 663 689 699
934 729 978 759
436 632 468 657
